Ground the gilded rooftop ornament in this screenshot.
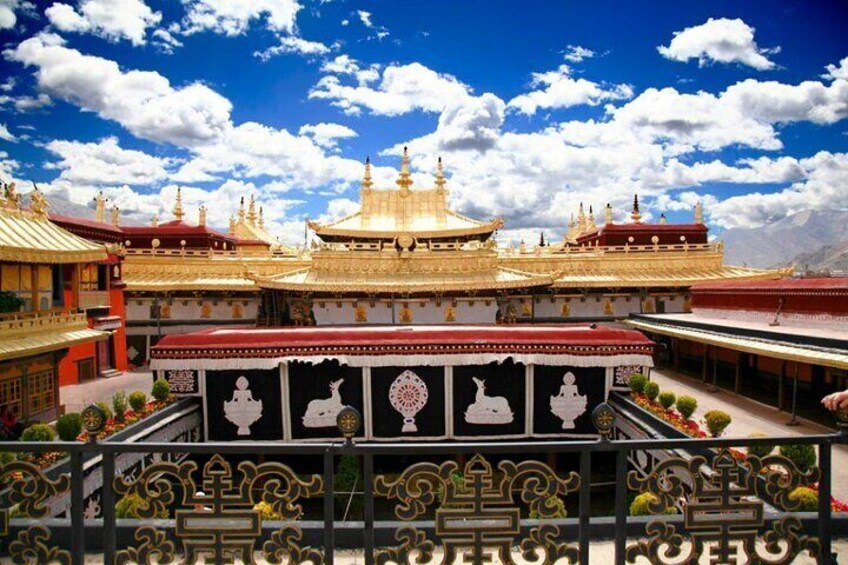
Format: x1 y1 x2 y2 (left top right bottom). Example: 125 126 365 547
631 194 642 223
396 146 413 196
173 187 184 221
29 183 49 217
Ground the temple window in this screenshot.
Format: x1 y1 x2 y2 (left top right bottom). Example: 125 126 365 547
28 368 55 417
0 376 22 417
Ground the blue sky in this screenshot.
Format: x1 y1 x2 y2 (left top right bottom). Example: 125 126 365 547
0 0 846 245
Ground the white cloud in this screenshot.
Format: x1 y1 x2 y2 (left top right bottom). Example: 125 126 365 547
563 45 595 63
351 9 388 40
507 64 633 115
152 28 183 54
0 123 16 142
823 56 848 81
180 0 302 36
254 36 331 61
355 10 372 27
7 33 233 145
658 17 778 70
298 122 357 149
45 0 162 46
44 136 171 185
0 0 33 30
310 61 471 116
0 77 14 92
320 55 380 84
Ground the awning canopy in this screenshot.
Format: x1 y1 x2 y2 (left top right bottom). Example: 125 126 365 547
626 316 848 370
0 312 109 362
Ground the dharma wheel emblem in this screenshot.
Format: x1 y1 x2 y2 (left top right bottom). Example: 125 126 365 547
389 370 428 433
592 402 616 440
336 406 362 443
82 403 107 440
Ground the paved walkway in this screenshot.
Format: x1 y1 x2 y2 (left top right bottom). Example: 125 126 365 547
60 370 154 414
650 367 848 501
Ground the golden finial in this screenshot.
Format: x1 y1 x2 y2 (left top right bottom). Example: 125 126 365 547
631 194 642 223
111 205 120 227
151 213 159 227
435 156 447 194
247 194 257 225
198 205 207 226
30 182 49 217
259 206 265 228
659 213 667 225
566 212 578 242
4 181 19 210
173 187 184 221
361 157 373 195
229 215 236 235
577 202 587 233
604 203 613 225
238 196 245 221
94 190 106 222
695 200 704 224
396 146 413 196
587 205 596 231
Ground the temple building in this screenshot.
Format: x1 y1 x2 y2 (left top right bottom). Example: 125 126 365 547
0 183 109 420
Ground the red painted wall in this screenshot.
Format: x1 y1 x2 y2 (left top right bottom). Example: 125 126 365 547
110 285 128 372
58 341 95 387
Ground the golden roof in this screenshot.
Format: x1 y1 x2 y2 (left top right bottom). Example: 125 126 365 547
309 150 503 240
626 316 848 370
0 200 107 264
0 311 108 362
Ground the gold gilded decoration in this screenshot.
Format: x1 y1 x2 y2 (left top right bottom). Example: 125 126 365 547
354 303 368 322
291 302 316 326
522 301 532 316
114 454 323 564
9 525 71 565
0 310 108 363
159 303 171 319
626 449 820 564
375 454 580 564
444 305 456 322
114 525 175 565
683 296 692 313
29 184 50 217
603 299 614 316
232 303 243 318
200 302 212 318
560 302 570 317
82 403 107 435
642 298 655 314
399 304 413 324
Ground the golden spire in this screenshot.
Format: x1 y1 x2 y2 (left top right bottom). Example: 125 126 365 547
577 202 587 233
566 213 578 241
259 206 265 228
361 157 373 195
151 213 159 227
30 183 49 217
238 196 246 222
695 200 704 224
435 156 447 195
587 205 596 231
659 213 667 224
6 182 18 209
198 205 207 227
173 187 184 221
604 203 613 225
94 190 106 222
396 146 413 196
630 194 642 223
247 194 257 225
111 205 120 227
229 215 236 235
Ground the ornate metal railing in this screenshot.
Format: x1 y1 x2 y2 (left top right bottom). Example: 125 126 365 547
0 423 844 564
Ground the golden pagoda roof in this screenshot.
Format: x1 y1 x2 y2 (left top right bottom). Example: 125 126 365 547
254 265 552 294
0 311 108 362
551 265 787 288
309 151 503 240
0 198 107 264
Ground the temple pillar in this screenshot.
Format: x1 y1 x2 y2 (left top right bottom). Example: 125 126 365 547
734 352 743 394
702 344 709 383
778 360 787 411
672 338 680 373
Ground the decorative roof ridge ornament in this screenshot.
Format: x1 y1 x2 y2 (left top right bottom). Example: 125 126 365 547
198 205 207 227
577 202 587 234
361 156 373 195
29 182 49 217
151 213 159 227
396 146 413 197
659 213 667 225
228 215 236 235
94 190 106 222
258 206 264 229
587 205 596 232
111 205 120 227
435 156 447 196
173 187 184 221
238 196 246 222
3 181 20 210
604 203 613 225
695 200 704 224
247 194 257 225
630 194 642 223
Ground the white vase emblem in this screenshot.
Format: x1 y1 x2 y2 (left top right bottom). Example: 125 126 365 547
550 372 587 429
223 376 263 436
389 370 429 433
303 379 347 428
465 377 513 425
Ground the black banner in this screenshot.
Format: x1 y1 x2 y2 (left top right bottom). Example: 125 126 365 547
205 369 282 441
453 361 526 437
163 369 200 395
371 366 446 439
288 361 364 440
532 366 606 435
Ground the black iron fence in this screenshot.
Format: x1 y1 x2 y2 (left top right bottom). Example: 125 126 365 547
0 428 845 564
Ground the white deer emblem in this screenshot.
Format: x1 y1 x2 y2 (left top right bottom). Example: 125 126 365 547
465 377 514 425
303 379 347 428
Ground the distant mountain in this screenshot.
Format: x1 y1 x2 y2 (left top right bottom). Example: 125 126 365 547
790 239 848 274
722 210 848 268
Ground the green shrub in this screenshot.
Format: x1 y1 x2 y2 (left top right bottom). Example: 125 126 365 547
56 413 83 442
643 381 660 402
779 444 817 473
658 391 676 410
112 392 127 423
253 500 282 520
628 373 647 394
128 391 147 412
20 423 55 442
151 378 170 402
629 492 676 516
0 451 16 465
95 401 113 421
0 290 24 314
703 410 732 438
676 396 698 420
529 496 567 519
115 493 168 519
746 433 775 459
788 487 819 512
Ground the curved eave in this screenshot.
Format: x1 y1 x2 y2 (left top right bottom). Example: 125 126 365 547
123 277 258 292
0 210 108 264
313 221 500 241
254 266 553 295
552 266 788 289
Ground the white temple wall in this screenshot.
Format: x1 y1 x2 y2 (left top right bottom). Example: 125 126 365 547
307 298 498 325
125 296 259 323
